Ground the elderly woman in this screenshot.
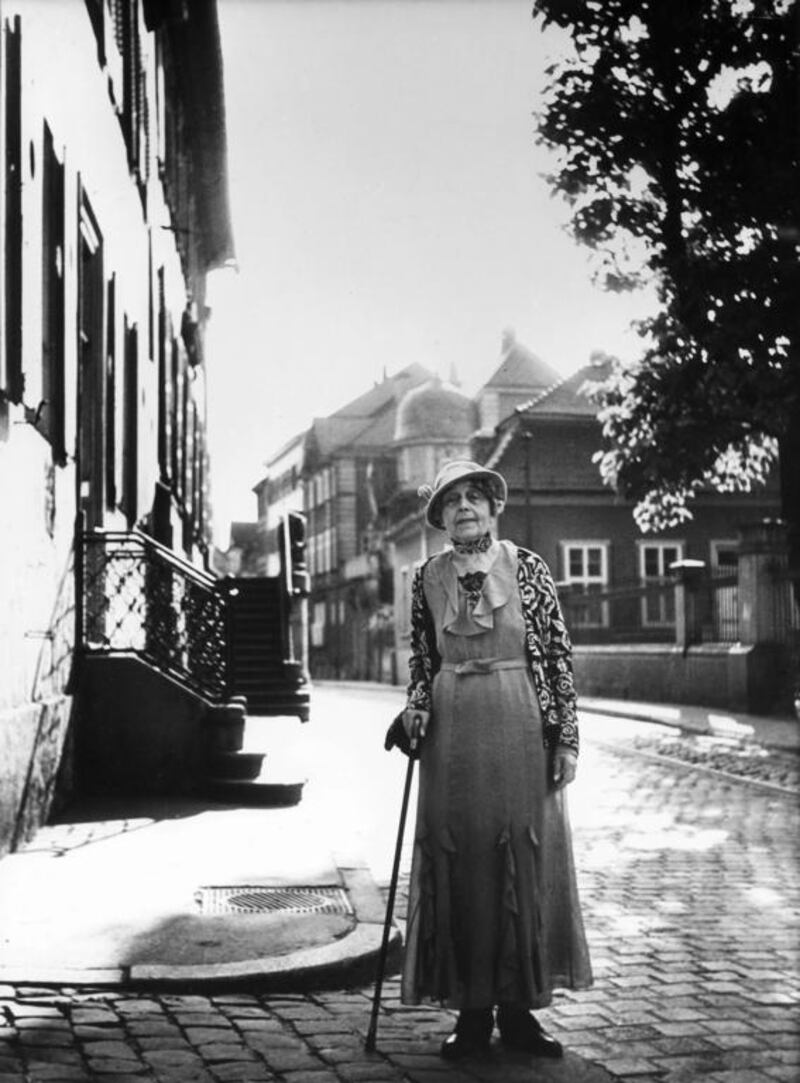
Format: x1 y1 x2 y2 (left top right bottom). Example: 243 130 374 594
398 459 592 1060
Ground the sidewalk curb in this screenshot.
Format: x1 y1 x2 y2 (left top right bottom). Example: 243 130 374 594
128 920 400 992
0 925 401 993
317 681 799 752
0 863 401 992
579 697 799 752
127 864 399 991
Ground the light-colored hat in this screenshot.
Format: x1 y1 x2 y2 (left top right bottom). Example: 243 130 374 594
419 459 508 530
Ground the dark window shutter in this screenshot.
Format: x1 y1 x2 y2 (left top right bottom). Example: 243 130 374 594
105 275 117 508
4 17 23 403
122 319 139 526
41 122 66 463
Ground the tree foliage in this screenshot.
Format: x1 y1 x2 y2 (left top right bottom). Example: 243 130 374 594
533 0 800 560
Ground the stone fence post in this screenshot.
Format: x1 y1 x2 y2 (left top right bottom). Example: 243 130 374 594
737 519 789 645
669 559 706 651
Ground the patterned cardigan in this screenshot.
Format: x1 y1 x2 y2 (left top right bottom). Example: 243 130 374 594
405 545 580 754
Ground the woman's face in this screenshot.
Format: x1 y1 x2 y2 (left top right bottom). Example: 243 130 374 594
440 481 494 542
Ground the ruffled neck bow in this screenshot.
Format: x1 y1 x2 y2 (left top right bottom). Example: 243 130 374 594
433 541 516 637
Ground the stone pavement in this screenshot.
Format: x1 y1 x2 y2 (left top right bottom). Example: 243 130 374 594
1 686 798 1082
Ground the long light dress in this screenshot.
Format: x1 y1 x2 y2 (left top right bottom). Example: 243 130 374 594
401 540 592 1011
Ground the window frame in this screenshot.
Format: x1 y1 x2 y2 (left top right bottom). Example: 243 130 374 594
560 540 610 628
709 539 738 573
638 539 685 628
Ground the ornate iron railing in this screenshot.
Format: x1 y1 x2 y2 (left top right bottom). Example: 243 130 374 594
77 529 231 701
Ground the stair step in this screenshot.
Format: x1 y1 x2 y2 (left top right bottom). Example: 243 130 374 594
246 702 310 720
204 702 247 752
233 649 283 660
245 692 309 703
231 673 289 685
208 751 265 781
208 778 305 807
207 724 245 754
231 678 294 691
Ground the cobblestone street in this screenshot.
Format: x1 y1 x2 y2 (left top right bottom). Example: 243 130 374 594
0 692 798 1083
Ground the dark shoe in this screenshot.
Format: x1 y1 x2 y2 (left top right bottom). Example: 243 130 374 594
440 1009 493 1060
496 1006 563 1058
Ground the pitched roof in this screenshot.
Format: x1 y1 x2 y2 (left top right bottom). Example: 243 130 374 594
306 363 435 458
395 378 477 443
350 402 400 449
484 355 611 469
515 355 612 418
306 415 372 458
264 428 307 468
480 329 559 392
332 363 432 420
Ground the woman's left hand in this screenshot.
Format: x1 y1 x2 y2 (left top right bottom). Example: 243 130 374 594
553 746 578 789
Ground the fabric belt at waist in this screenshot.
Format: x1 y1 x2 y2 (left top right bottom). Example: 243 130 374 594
440 658 528 676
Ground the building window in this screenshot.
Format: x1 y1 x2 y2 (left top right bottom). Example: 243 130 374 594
639 541 684 627
561 542 609 627
311 602 325 647
710 540 738 574
399 566 410 637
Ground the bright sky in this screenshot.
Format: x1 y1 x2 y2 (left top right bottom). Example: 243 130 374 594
205 0 655 541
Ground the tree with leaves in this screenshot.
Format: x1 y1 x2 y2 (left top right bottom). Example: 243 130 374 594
533 0 800 576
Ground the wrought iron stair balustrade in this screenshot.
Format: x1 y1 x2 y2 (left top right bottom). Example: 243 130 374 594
78 529 231 702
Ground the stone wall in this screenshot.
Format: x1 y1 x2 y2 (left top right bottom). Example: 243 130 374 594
0 423 76 859
73 657 210 797
572 642 792 716
0 697 73 857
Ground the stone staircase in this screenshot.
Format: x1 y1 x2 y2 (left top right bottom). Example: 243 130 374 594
225 578 311 720
204 698 305 807
201 578 310 804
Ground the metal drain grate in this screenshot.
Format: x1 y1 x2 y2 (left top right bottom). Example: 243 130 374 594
196 885 353 916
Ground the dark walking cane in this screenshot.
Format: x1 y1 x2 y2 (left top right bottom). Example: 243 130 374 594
365 719 419 1053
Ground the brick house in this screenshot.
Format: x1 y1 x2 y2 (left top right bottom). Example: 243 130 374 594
390 353 785 710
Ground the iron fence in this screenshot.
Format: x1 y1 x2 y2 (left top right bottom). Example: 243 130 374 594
559 570 740 646
694 571 740 645
78 530 230 701
558 578 677 645
773 568 800 645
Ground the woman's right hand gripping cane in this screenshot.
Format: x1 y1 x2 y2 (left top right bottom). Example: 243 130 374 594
402 708 430 753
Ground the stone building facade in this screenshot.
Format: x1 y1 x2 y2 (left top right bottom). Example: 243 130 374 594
0 0 233 855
